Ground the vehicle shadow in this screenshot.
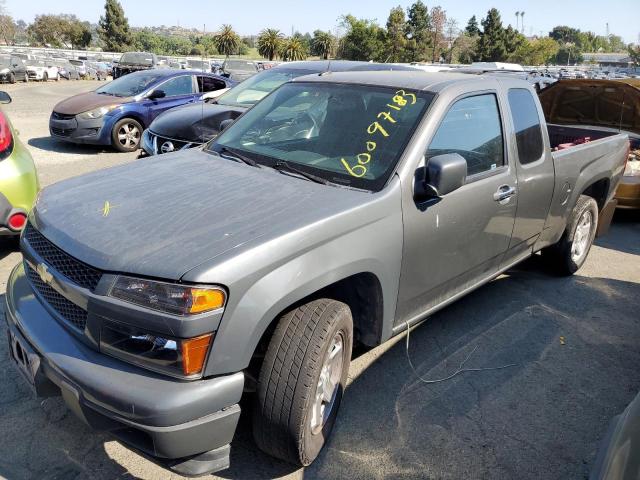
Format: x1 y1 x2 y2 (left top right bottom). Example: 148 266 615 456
28 137 112 155
1 260 639 479
0 237 19 261
594 209 640 256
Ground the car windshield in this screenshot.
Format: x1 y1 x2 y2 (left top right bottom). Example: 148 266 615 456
69 60 83 66
188 60 208 70
217 68 315 107
120 52 154 65
207 82 433 191
95 71 160 97
224 60 256 72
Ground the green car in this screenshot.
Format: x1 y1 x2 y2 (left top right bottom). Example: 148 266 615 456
0 91 38 239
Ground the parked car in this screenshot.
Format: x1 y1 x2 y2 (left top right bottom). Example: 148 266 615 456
91 62 110 81
56 61 81 81
142 60 418 155
0 55 27 83
49 69 234 152
186 59 211 72
538 78 640 209
6 72 628 476
68 59 88 78
0 91 39 240
26 59 59 82
113 52 157 78
222 58 259 81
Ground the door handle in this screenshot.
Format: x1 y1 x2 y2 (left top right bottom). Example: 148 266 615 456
493 185 517 202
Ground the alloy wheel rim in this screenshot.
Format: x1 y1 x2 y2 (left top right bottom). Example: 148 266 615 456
571 210 593 262
310 331 344 435
117 123 140 149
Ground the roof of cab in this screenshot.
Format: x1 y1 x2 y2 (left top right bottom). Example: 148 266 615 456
292 70 496 93
275 60 419 73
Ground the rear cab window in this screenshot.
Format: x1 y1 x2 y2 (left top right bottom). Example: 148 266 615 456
198 76 226 93
507 88 544 164
427 93 505 177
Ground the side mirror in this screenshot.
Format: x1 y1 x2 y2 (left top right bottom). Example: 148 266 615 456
414 153 467 200
0 91 12 104
148 89 166 100
219 119 234 131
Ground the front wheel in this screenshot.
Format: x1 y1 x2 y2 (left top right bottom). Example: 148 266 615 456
42 72 48 82
112 118 143 152
542 194 598 275
56 73 60 81
253 298 353 466
9 73 15 84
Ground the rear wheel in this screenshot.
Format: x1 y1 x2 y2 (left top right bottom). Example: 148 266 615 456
9 73 14 84
55 73 60 81
23 73 28 83
542 194 598 275
112 118 143 152
43 72 48 82
253 298 353 466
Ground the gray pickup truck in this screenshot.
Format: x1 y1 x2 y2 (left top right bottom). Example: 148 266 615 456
5 71 628 476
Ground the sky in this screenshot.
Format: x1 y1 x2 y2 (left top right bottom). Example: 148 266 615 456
7 0 639 44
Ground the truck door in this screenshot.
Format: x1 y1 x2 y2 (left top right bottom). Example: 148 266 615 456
396 92 518 325
144 74 199 124
503 88 555 259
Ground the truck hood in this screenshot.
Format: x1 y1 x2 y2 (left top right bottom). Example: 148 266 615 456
539 79 640 136
53 91 132 115
149 103 246 143
32 150 370 280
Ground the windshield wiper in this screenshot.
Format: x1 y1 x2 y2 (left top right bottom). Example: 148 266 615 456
273 160 329 185
97 91 114 95
219 147 260 167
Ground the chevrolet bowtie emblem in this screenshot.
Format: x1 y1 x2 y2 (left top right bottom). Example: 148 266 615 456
36 263 53 284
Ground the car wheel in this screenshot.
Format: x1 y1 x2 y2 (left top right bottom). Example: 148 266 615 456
253 298 353 466
23 73 28 83
542 194 598 275
112 118 143 152
56 73 60 81
9 73 15 84
43 72 48 82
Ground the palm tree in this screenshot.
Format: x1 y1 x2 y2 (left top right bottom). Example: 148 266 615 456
311 31 335 59
520 11 525 34
257 28 284 61
515 11 520 32
213 24 240 57
280 37 307 61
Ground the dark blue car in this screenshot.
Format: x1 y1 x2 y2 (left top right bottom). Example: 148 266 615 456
49 70 234 152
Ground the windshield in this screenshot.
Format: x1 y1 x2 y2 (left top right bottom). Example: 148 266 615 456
207 82 432 191
217 68 315 107
96 71 160 97
120 52 154 65
187 60 208 70
224 60 257 72
69 60 83 66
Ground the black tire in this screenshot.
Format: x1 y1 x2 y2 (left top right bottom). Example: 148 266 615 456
9 73 14 84
253 298 353 466
23 73 28 83
542 194 598 275
43 72 48 82
111 118 143 152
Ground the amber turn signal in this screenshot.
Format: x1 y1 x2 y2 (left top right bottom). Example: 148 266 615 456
189 288 226 314
181 333 213 375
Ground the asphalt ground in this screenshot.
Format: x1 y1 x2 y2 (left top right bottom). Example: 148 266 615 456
0 80 639 480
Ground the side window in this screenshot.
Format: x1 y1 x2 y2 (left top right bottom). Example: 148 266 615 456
508 89 544 164
197 76 226 93
427 94 504 177
160 75 194 96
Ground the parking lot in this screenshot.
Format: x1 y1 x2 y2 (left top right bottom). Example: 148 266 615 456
0 80 639 480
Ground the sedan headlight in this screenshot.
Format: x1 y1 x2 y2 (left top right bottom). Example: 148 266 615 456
109 275 226 315
78 105 117 120
100 320 213 377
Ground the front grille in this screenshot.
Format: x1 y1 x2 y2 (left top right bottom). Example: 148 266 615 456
24 223 102 291
51 127 74 137
51 112 76 120
152 134 193 154
25 263 87 331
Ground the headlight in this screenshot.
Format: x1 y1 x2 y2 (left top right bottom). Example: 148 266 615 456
78 105 117 120
623 158 640 177
100 320 213 377
109 275 226 315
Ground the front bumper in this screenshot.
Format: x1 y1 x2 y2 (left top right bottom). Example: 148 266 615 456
0 192 27 236
4 263 243 476
49 113 112 145
615 176 640 209
141 129 202 156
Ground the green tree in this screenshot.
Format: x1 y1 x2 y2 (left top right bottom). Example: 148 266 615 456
476 8 506 61
338 15 385 61
257 28 283 60
98 0 132 52
311 30 335 59
213 24 240 57
429 6 447 62
549 25 580 45
67 19 92 49
453 33 478 64
465 15 480 36
404 0 431 62
508 37 559 65
280 36 307 61
0 14 15 45
629 45 640 66
503 25 525 58
385 6 407 62
27 15 67 47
